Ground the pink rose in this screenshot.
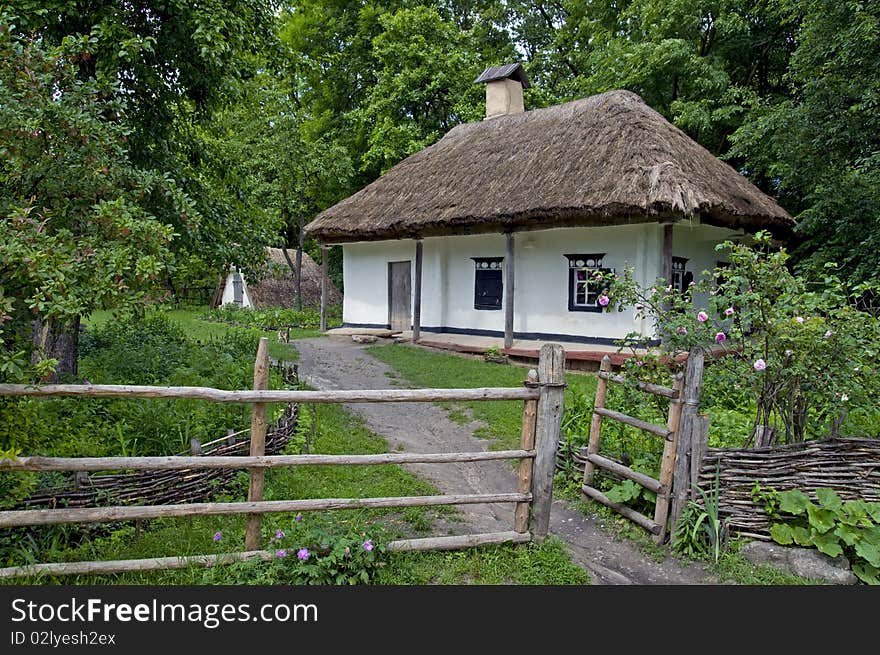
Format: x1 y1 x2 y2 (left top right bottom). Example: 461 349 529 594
725 307 734 316
598 295 610 307
753 359 766 371
715 332 726 343
697 311 709 323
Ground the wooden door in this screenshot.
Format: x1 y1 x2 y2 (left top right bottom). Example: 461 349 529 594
388 261 412 332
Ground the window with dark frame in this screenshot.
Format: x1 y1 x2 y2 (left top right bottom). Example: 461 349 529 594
672 257 693 293
564 253 612 312
472 257 503 310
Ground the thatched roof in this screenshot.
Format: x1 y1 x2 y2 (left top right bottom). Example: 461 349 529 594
305 90 793 244
215 248 342 309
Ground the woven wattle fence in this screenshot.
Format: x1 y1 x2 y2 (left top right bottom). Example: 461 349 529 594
12 404 298 511
698 437 880 539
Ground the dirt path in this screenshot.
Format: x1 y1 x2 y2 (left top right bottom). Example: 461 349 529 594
296 336 714 585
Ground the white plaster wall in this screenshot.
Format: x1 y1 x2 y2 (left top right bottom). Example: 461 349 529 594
340 221 740 339
434 224 658 340
342 240 418 326
670 220 740 311
220 269 253 308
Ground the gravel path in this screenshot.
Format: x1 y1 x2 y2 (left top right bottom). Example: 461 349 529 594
296 336 714 584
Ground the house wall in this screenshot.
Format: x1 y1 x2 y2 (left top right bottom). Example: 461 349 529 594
342 241 417 327
341 222 740 342
220 269 253 308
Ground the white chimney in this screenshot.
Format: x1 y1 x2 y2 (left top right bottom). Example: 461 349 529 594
474 63 531 120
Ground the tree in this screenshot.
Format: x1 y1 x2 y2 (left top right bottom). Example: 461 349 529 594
6 0 280 275
729 0 880 287
0 19 182 380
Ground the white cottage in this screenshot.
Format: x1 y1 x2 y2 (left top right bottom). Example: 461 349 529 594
305 64 793 349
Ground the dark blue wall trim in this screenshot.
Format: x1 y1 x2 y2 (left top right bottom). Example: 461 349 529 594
419 325 660 348
343 322 391 330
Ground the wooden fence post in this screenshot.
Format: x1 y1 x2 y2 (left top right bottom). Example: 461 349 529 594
514 369 539 533
319 246 328 333
670 347 705 542
530 343 565 541
653 372 684 543
245 337 270 550
583 355 611 486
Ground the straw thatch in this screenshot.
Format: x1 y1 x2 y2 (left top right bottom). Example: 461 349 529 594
215 248 342 309
305 90 794 243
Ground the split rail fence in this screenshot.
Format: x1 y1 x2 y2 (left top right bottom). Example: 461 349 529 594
0 340 566 579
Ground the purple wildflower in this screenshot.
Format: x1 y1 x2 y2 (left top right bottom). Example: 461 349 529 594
362 539 374 552
276 549 287 558
83 380 91 385
294 513 302 523
275 529 285 540
715 332 726 343
297 548 310 561
824 330 832 338
212 531 222 542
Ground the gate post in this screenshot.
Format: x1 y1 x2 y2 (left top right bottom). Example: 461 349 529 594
670 346 705 542
245 337 269 551
529 343 565 541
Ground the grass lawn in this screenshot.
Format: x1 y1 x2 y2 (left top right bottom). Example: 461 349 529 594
86 306 308 363
367 343 598 450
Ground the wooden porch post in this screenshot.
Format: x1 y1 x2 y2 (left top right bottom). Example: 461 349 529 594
504 233 515 349
319 245 328 332
662 221 674 285
413 240 423 342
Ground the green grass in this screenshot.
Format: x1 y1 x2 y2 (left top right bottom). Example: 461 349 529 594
4 399 588 586
86 306 308 362
367 343 597 449
377 537 590 585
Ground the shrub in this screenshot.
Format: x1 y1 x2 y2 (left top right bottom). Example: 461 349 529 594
758 487 880 585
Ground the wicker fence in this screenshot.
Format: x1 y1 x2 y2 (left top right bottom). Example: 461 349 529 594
698 437 880 539
12 405 298 512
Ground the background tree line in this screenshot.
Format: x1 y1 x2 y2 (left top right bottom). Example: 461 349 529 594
2 0 878 379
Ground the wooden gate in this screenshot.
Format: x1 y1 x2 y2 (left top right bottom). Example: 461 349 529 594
581 355 686 543
388 260 412 331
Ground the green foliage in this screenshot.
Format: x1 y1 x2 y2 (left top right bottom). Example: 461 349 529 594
0 16 184 372
759 487 880 585
673 470 729 564
605 232 880 444
204 305 341 330
220 519 386 586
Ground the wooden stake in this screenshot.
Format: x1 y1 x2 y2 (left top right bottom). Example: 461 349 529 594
583 355 611 486
504 233 515 349
670 347 705 541
514 369 538 532
413 240 423 342
530 344 565 540
245 337 269 551
653 372 684 543
319 246 328 332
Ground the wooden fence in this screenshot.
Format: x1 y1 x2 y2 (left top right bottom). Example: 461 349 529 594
697 437 880 539
0 340 566 579
574 347 708 543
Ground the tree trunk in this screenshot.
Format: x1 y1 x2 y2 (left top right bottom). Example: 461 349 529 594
31 317 80 382
295 215 304 311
